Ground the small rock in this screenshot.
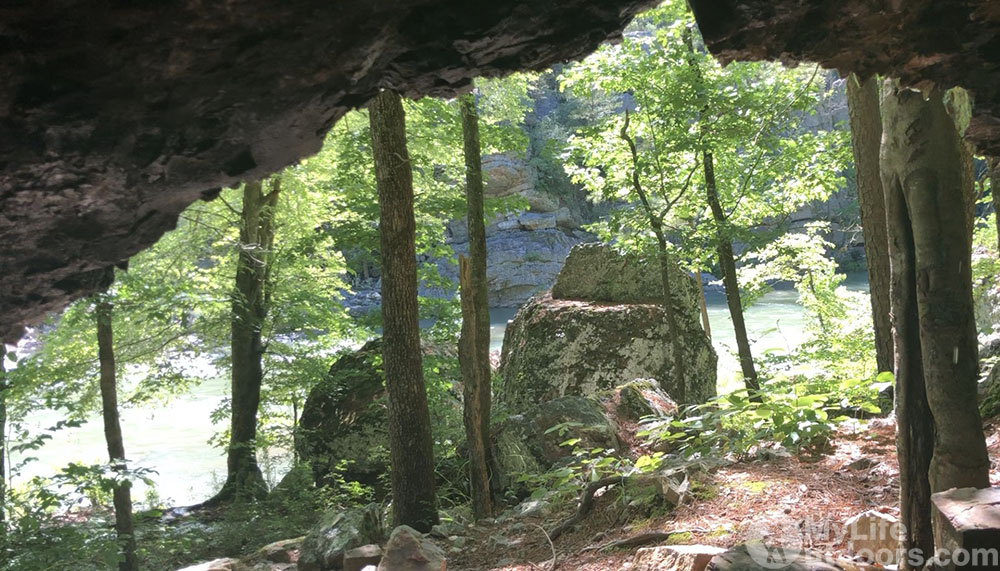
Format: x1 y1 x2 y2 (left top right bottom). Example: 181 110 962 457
846 457 877 471
448 535 467 549
250 537 303 564
175 558 240 571
488 534 517 549
344 544 383 571
658 470 690 507
633 545 726 571
298 503 385 571
513 499 550 519
844 510 900 565
429 522 463 538
377 525 446 571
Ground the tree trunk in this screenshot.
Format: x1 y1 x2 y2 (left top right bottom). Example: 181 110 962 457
369 89 439 532
847 74 893 373
0 343 7 535
213 178 278 504
704 151 760 395
458 93 493 521
698 281 712 340
619 111 687 403
880 80 990 568
96 292 139 571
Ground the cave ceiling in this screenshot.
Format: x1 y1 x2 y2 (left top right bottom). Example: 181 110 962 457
0 0 655 341
2 0 1000 342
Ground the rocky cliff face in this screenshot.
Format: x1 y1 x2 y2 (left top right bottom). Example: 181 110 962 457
442 151 594 307
0 0 656 341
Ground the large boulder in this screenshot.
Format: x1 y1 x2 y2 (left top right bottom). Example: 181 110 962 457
296 339 462 491
552 243 700 313
298 504 385 571
296 340 389 490
499 244 716 408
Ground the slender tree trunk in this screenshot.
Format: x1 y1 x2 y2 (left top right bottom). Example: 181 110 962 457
880 80 989 568
96 293 139 571
0 343 7 536
212 178 278 504
458 93 493 520
369 89 439 532
703 151 760 395
698 281 712 340
847 74 893 373
620 111 687 403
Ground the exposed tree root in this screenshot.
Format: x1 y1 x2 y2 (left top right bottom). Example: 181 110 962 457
547 475 626 541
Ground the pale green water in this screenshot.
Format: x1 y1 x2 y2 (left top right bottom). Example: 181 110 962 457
11 275 868 506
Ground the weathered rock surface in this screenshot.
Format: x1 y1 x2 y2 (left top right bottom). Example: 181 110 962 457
377 526 446 571
0 0 657 342
633 544 726 571
446 228 587 307
707 544 844 570
615 378 679 421
491 395 620 490
552 243 700 311
499 245 716 409
298 504 385 571
344 544 383 571
932 486 1000 563
843 511 900 566
687 0 1000 155
297 340 389 490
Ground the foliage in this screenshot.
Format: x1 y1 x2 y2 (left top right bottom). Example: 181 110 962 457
972 206 1000 334
515 421 661 505
560 0 849 278
641 386 838 461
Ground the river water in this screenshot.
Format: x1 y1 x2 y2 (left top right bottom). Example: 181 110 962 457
11 276 867 506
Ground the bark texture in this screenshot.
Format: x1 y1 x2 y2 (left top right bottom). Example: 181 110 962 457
0 0 657 343
369 89 439 532
214 178 279 504
0 343 7 533
847 74 892 374
96 293 139 571
880 81 990 568
704 151 759 394
458 94 494 520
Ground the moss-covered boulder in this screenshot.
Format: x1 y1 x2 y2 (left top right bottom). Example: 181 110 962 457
552 242 701 310
498 296 716 409
298 503 385 571
296 339 389 490
500 243 716 409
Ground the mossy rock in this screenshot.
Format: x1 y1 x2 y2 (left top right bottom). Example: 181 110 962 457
296 339 389 490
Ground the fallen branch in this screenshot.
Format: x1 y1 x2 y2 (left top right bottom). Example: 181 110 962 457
531 523 558 571
548 475 627 541
582 529 703 552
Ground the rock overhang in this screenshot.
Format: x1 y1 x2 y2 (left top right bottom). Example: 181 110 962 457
0 0 657 341
4 0 1000 341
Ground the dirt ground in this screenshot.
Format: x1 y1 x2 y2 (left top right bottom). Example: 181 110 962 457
446 414 988 571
